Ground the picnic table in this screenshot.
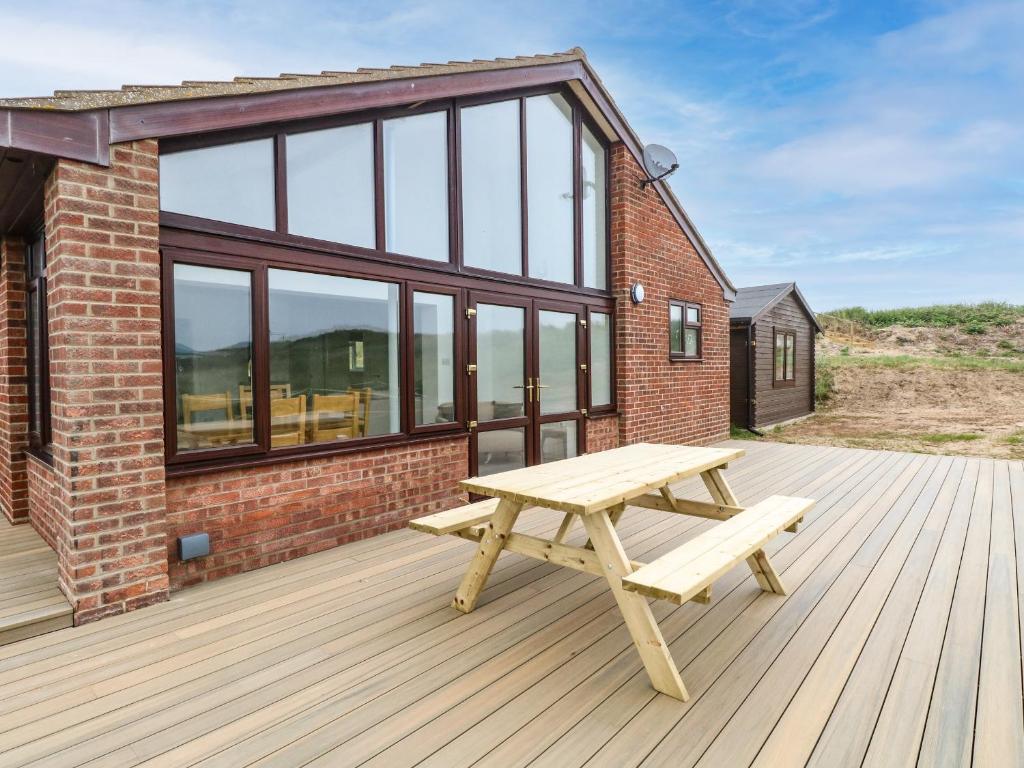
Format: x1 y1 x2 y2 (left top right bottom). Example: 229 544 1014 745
410 442 813 700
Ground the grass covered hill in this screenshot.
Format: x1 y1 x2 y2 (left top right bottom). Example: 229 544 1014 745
825 302 1024 333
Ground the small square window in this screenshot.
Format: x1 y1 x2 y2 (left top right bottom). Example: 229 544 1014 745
670 301 702 360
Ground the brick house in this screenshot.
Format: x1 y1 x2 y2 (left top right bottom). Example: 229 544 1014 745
0 49 735 624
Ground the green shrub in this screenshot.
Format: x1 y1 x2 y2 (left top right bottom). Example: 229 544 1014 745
815 360 836 404
962 322 986 335
828 302 1024 330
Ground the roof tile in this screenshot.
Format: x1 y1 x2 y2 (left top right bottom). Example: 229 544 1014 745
0 50 585 112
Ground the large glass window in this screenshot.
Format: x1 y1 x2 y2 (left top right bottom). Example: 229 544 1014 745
582 125 607 290
173 265 254 451
25 233 50 451
268 269 400 444
526 94 574 284
160 139 275 229
461 100 522 274
590 312 612 408
383 112 449 262
413 292 456 426
287 123 375 248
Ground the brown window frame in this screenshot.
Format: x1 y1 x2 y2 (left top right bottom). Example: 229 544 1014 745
161 232 615 475
586 306 616 415
669 300 703 361
158 85 616 474
158 83 612 298
773 329 797 387
25 231 52 453
163 247 472 469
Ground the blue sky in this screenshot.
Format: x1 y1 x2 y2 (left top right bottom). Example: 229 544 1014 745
1 0 1020 310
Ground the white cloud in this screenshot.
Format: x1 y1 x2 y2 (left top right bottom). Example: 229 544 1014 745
0 15 242 95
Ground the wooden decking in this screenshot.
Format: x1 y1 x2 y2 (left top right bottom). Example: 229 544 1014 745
0 441 1021 767
0 518 71 647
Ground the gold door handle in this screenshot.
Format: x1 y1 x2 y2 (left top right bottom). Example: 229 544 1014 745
513 378 535 403
535 378 549 403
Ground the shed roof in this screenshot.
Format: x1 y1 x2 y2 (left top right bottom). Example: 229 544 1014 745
730 282 822 332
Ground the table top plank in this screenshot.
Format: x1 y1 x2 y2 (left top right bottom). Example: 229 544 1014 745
460 443 745 515
462 444 690 506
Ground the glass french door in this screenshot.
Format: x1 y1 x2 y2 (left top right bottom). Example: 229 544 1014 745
468 293 585 477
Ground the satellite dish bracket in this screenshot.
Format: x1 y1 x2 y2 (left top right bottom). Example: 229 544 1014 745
639 164 679 189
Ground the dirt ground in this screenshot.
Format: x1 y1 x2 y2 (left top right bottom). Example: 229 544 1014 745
769 365 1024 459
764 321 1024 460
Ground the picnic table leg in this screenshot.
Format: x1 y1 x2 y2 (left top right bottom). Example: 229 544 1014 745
553 513 576 544
584 502 625 550
581 509 689 701
701 468 787 596
452 498 524 613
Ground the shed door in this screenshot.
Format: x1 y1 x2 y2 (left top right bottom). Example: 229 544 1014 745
730 328 750 428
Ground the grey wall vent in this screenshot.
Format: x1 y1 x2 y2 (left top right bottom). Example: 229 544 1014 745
178 533 210 561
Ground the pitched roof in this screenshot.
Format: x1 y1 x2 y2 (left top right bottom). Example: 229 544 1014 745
0 47 736 298
0 51 585 111
730 283 822 332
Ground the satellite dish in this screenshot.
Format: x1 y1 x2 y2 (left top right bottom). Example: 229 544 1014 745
640 144 679 188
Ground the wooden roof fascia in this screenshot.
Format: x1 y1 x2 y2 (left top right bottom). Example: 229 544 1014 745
0 108 109 166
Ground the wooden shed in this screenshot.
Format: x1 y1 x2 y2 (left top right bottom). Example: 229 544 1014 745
729 283 821 430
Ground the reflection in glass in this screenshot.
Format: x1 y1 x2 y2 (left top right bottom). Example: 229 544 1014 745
686 305 700 324
785 334 795 379
539 310 577 415
414 292 456 426
461 100 522 274
384 112 449 261
160 139 275 229
173 265 253 450
775 334 786 380
526 94 574 284
541 420 578 463
670 304 684 354
590 312 612 407
582 125 607 289
476 304 525 421
287 123 375 248
478 428 526 476
685 328 699 357
27 298 41 435
269 269 400 443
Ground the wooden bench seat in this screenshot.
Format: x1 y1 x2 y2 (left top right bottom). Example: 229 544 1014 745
622 495 814 605
408 498 502 535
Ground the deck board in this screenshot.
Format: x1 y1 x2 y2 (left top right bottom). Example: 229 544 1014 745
0 441 1019 767
0 518 71 647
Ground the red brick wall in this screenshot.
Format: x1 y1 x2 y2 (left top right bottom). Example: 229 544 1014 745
0 236 30 523
165 437 468 589
44 140 169 624
585 415 620 453
26 455 61 557
610 145 730 446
